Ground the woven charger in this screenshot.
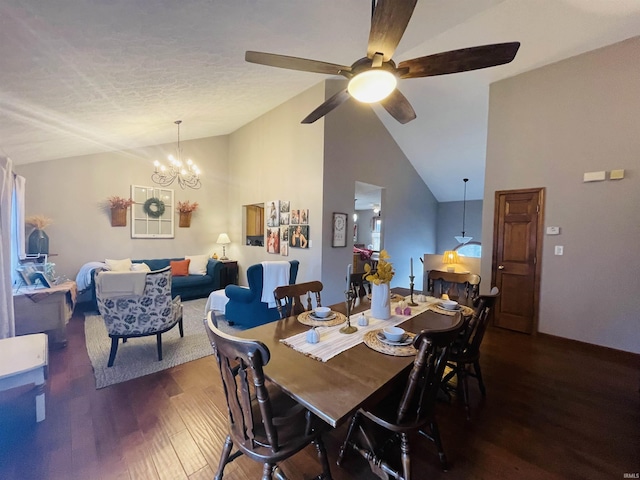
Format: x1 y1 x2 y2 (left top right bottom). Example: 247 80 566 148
297 310 347 327
429 304 474 316
363 330 417 357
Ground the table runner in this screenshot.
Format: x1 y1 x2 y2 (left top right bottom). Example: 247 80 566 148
280 296 441 362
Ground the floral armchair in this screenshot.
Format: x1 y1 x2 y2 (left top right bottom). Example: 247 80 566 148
95 267 183 367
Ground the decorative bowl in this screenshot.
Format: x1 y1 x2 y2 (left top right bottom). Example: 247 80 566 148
314 307 331 318
383 326 405 342
440 300 458 310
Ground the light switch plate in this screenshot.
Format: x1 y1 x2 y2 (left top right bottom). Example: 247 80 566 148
546 226 560 235
554 246 564 256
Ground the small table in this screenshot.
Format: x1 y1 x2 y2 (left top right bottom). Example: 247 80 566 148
220 260 238 288
13 280 77 348
0 333 48 422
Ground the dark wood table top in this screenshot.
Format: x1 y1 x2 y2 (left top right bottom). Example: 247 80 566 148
237 291 460 428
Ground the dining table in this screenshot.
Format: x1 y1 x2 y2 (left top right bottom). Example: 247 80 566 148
236 288 469 428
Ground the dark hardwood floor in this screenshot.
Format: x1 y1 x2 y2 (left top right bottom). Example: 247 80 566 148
1 306 638 480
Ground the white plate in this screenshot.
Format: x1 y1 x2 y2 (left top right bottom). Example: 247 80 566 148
308 311 337 321
376 332 413 346
439 303 461 311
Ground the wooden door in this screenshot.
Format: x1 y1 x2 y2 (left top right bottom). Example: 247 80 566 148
491 188 544 334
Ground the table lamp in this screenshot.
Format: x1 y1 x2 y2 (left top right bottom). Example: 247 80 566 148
216 233 231 260
442 250 459 273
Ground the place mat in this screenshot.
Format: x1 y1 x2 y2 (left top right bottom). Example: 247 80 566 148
363 330 417 357
429 303 474 316
298 310 347 327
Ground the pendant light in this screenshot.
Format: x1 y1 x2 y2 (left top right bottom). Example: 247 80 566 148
454 178 472 245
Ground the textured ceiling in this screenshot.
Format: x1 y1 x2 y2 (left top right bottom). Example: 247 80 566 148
1 0 639 201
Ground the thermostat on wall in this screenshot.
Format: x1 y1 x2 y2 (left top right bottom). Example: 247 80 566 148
546 226 560 235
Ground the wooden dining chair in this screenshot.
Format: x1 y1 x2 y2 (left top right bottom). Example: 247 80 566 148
337 314 465 479
441 287 500 419
426 270 481 306
273 281 323 319
350 272 371 301
204 314 333 480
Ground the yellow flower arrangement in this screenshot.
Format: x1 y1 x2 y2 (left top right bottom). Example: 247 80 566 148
364 249 394 285
25 215 53 230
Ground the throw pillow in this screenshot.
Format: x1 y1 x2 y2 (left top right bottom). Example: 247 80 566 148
170 259 190 277
186 254 208 275
105 258 132 272
130 262 151 272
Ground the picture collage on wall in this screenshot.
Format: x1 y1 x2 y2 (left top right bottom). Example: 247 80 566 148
265 200 309 256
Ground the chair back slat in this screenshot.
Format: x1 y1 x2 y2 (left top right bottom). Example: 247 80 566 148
274 281 323 319
466 290 500 356
427 270 480 306
396 313 465 425
204 315 281 452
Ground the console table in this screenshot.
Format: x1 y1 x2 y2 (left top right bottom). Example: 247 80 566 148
0 333 48 422
13 280 77 348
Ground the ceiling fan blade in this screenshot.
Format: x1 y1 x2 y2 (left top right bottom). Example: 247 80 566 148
246 51 351 76
398 42 521 79
367 0 418 62
301 89 351 124
380 89 416 124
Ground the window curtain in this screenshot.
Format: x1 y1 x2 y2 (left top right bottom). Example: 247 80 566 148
0 157 24 338
11 173 26 286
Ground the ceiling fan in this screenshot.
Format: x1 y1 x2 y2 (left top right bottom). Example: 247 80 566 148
245 0 520 125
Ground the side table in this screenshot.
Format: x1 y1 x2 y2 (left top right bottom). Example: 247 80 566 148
220 260 238 288
0 333 48 422
13 280 77 348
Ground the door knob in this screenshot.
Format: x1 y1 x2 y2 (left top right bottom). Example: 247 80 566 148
498 265 505 270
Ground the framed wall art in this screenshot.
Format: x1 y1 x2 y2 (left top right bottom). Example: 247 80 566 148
131 185 174 238
332 212 348 248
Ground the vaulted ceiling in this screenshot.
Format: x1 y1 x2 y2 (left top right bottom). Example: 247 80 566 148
1 0 639 201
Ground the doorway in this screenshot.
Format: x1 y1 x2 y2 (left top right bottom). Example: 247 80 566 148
491 188 544 334
354 181 383 251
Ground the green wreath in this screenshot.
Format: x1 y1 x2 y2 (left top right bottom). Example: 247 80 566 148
143 197 166 218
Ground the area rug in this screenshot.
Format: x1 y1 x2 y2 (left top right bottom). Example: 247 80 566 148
84 298 242 389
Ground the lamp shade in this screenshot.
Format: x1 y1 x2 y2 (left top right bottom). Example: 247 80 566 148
442 251 459 264
216 233 231 245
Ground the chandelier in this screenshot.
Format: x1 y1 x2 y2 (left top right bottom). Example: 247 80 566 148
152 120 201 189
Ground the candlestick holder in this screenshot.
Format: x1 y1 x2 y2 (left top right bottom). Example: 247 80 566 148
340 287 358 334
408 275 418 306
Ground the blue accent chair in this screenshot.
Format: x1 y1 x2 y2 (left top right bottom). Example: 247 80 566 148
224 260 299 328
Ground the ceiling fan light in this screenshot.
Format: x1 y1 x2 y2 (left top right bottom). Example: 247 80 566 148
348 69 397 103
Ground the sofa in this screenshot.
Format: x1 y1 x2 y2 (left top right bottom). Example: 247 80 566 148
224 260 299 329
89 257 224 309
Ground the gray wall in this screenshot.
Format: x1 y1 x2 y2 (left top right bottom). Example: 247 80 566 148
483 36 640 354
323 80 438 303
436 199 482 253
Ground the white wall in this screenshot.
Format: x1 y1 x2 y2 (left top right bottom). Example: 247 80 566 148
483 37 640 353
15 136 229 282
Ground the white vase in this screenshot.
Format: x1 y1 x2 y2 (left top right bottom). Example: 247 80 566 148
370 283 391 320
